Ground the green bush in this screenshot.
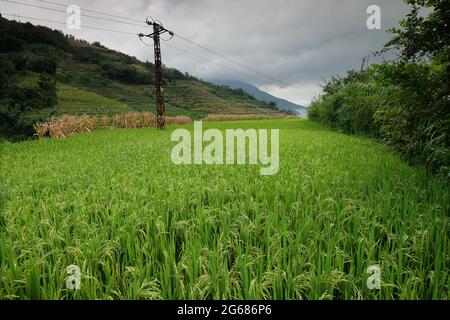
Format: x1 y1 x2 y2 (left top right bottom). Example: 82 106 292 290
28 57 57 74
308 92 342 127
308 62 449 180
372 62 449 177
0 35 23 52
72 47 101 63
100 61 153 84
0 99 36 138
336 82 389 135
11 53 27 71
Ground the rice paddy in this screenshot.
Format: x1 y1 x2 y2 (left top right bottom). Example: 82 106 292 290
0 119 448 299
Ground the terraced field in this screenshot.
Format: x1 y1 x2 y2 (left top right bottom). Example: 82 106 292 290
0 119 448 299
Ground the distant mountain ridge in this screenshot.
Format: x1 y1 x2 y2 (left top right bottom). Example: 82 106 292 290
0 17 292 138
209 79 307 116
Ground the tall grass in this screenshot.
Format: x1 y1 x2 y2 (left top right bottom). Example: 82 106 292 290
112 112 156 129
0 119 448 299
205 114 294 122
34 113 192 138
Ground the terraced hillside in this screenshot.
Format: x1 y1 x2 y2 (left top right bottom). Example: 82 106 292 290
54 42 280 118
0 17 289 139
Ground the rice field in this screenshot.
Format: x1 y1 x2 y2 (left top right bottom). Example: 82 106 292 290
0 119 448 299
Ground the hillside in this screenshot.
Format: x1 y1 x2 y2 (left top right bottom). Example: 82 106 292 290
0 17 289 138
210 79 307 116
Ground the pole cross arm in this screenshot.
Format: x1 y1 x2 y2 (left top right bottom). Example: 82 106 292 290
139 32 156 38
144 19 174 36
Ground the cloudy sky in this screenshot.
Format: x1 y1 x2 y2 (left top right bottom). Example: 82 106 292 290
1 0 410 105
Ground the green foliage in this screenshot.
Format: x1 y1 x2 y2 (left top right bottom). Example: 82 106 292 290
164 68 187 81
0 56 15 96
309 0 450 180
37 74 57 106
100 61 153 85
71 47 101 64
372 62 449 176
0 35 23 52
309 62 449 179
0 99 37 138
385 0 450 63
0 17 70 51
28 57 57 74
0 183 5 230
0 52 57 138
0 16 287 139
0 100 21 136
11 54 27 71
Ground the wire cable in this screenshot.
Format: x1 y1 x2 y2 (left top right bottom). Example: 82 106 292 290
2 11 248 78
1 13 139 35
174 34 293 88
162 41 260 80
1 0 144 27
2 0 299 90
35 0 143 23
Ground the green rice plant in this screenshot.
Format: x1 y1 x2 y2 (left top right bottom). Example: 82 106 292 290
0 119 448 299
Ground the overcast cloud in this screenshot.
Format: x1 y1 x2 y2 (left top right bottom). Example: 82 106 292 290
1 0 410 105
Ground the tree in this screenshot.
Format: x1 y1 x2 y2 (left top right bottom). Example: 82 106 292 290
386 0 450 63
37 74 57 107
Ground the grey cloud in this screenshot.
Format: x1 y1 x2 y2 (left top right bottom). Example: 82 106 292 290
0 0 410 104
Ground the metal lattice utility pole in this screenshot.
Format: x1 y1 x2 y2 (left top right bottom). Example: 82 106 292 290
139 19 173 129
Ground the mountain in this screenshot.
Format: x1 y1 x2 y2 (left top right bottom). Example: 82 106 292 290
0 17 289 139
209 80 307 116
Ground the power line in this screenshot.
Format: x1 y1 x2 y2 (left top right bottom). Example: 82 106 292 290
1 0 144 27
35 0 142 23
162 41 261 81
2 8 259 81
1 13 138 35
2 0 299 90
173 34 291 87
1 10 253 79
2 12 300 116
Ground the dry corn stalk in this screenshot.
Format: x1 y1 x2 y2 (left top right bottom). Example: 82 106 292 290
34 115 97 139
35 113 192 139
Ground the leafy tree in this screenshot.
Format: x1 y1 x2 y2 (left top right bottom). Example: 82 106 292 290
0 35 23 52
100 62 153 84
11 54 27 71
37 74 57 107
28 57 57 74
386 0 450 64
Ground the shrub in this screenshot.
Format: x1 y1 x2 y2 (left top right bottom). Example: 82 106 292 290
308 62 450 180
27 57 57 74
0 35 23 52
72 47 101 63
335 82 388 135
372 62 449 176
11 54 27 71
37 74 57 107
100 62 153 84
